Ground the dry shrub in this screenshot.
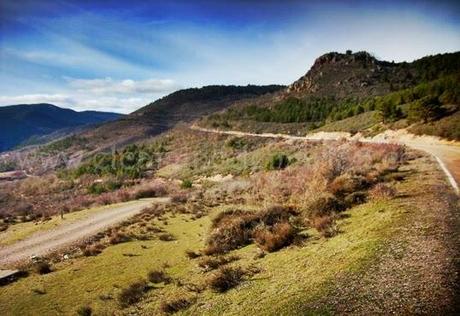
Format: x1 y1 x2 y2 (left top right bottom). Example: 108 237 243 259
197 255 240 272
76 305 92 316
147 270 171 284
171 192 188 204
82 243 104 256
185 249 201 259
133 182 167 199
251 142 405 218
206 266 246 293
253 222 297 252
96 193 115 205
118 280 148 307
160 297 192 314
301 192 345 217
369 183 396 200
33 261 52 274
108 231 129 245
116 189 132 202
159 233 175 241
205 206 298 255
310 215 337 238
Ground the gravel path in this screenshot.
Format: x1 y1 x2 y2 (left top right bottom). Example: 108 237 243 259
0 198 169 268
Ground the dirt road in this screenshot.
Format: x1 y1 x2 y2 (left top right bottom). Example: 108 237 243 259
0 198 169 268
191 125 460 195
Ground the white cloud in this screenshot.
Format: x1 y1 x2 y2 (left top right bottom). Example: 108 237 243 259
0 94 73 105
67 77 178 94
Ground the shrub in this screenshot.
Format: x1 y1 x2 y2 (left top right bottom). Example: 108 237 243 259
158 233 175 241
205 206 298 255
181 179 193 189
253 222 297 252
82 243 104 256
185 250 201 259
197 255 240 272
118 280 148 307
33 262 52 275
147 270 171 284
266 153 290 170
302 192 345 217
171 192 188 203
160 297 192 314
87 182 107 195
108 231 129 245
76 305 92 316
206 266 246 292
134 183 167 199
310 215 337 238
369 183 396 200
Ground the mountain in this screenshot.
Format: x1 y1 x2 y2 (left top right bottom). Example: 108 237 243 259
0 103 122 152
203 51 460 134
79 85 284 151
285 50 460 98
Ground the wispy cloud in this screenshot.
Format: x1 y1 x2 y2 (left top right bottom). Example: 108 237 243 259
67 77 179 94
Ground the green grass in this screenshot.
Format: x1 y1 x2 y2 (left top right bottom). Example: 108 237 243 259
0 193 407 315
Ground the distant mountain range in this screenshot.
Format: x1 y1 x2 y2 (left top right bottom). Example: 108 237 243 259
0 103 122 152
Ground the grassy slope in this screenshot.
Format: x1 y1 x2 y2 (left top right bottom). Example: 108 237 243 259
315 111 379 135
2 153 455 315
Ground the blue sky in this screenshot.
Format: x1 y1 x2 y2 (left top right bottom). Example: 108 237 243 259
0 0 459 113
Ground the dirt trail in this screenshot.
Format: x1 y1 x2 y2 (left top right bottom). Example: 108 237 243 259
0 198 169 268
191 125 460 195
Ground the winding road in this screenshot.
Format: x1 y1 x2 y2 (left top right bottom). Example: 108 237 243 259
191 125 460 195
0 198 169 268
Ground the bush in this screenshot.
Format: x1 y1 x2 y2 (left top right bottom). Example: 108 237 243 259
158 233 175 241
33 262 52 275
108 231 129 245
82 243 104 256
197 255 240 272
205 206 298 255
160 297 192 314
118 280 148 307
185 250 201 259
147 270 171 284
134 183 167 199
76 305 92 316
369 183 396 200
266 153 290 170
253 222 297 252
206 266 246 293
310 215 337 238
181 179 193 189
171 192 188 203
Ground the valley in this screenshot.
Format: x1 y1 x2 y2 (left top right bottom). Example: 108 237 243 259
0 49 459 315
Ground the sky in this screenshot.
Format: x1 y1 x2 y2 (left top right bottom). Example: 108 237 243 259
0 0 459 113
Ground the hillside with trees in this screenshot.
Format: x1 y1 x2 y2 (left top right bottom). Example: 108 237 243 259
201 51 460 139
